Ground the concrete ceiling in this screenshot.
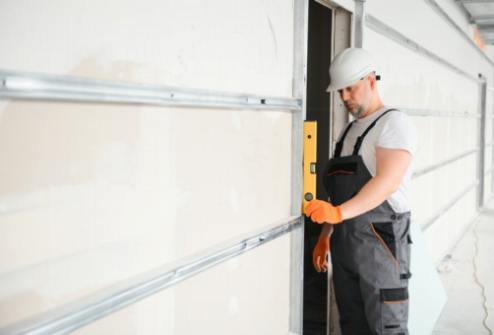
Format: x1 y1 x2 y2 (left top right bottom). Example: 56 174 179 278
457 0 494 44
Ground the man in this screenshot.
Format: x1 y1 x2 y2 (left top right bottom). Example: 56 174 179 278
304 48 417 335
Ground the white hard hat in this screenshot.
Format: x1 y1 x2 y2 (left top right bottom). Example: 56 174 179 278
326 48 378 92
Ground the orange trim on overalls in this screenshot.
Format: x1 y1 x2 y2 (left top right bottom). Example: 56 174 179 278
327 170 355 177
383 300 408 305
369 223 400 268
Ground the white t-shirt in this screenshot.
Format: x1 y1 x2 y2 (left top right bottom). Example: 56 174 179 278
336 106 417 213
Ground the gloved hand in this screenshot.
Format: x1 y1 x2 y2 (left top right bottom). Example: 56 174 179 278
313 235 330 273
304 199 343 224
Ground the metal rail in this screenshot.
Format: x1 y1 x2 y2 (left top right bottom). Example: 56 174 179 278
0 217 302 335
0 71 302 112
421 180 479 231
354 0 366 47
402 107 480 118
478 77 487 207
365 15 480 83
412 148 478 179
289 0 308 333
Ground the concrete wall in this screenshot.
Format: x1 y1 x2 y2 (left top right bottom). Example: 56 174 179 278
0 0 296 333
364 0 494 264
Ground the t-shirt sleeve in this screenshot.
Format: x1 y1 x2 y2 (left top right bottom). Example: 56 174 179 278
376 112 417 156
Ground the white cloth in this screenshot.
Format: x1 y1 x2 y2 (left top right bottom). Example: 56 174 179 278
336 106 417 213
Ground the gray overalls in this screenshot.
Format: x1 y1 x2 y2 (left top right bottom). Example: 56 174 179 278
324 109 412 335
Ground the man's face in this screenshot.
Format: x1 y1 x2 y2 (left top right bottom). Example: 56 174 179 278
337 75 372 119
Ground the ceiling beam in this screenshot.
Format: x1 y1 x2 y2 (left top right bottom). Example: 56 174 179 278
457 0 494 4
471 14 494 21
478 24 494 32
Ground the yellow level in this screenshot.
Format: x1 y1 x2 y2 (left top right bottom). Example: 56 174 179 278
303 121 317 211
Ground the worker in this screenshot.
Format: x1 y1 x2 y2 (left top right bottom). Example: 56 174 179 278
304 48 417 335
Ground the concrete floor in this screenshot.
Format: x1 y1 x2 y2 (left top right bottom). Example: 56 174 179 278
432 198 494 335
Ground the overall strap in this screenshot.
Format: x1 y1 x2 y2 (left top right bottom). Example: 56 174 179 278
334 121 355 158
352 109 398 155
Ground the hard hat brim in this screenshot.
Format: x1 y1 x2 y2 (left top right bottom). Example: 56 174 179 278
326 71 378 92
325 78 360 92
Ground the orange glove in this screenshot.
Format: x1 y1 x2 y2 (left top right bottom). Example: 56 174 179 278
304 199 343 224
313 235 330 273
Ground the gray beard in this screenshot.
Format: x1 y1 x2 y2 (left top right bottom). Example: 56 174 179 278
348 105 365 119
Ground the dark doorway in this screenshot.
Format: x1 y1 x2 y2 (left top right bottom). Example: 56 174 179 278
303 1 332 335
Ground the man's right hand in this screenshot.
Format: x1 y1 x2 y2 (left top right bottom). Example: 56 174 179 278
313 235 330 273
304 199 343 224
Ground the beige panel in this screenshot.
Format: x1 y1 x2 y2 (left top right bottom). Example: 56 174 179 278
0 0 294 97
71 235 291 335
0 0 298 332
0 100 293 327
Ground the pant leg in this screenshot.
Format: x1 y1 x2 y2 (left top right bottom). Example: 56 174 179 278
359 275 409 335
355 216 412 335
332 260 373 335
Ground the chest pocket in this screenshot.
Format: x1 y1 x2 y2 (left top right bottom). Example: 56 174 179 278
326 161 358 177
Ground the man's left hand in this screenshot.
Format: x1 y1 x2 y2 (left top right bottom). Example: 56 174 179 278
304 199 343 224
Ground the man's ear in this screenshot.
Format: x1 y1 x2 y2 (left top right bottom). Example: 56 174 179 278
368 74 377 90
